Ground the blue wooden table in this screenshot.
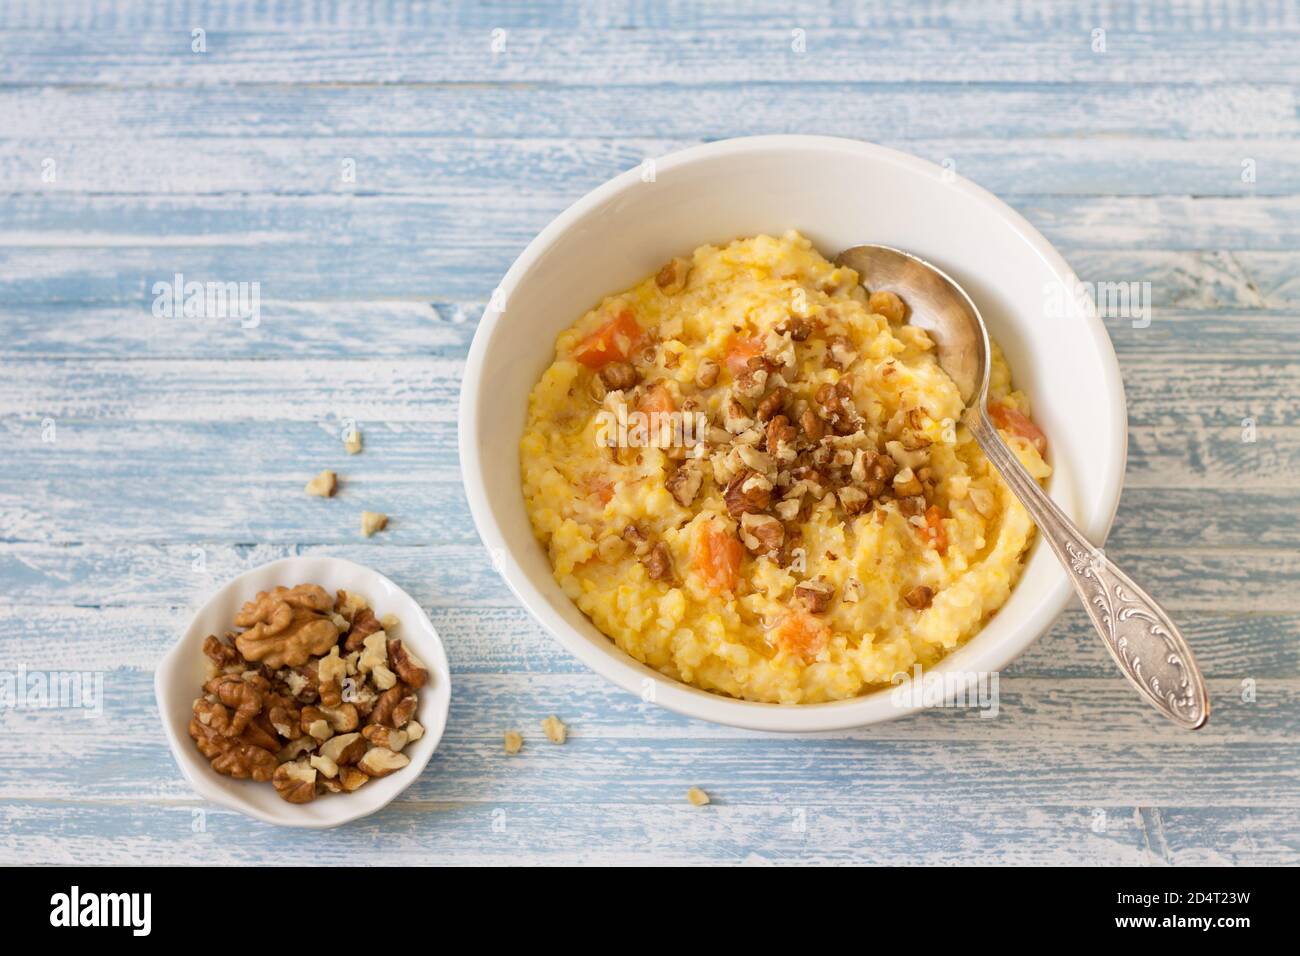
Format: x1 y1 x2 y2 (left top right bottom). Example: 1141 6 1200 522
2 0 1298 865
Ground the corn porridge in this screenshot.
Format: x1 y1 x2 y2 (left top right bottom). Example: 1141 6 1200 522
521 231 1050 704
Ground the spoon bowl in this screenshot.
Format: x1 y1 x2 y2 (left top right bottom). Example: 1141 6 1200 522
837 243 1211 730
836 244 990 405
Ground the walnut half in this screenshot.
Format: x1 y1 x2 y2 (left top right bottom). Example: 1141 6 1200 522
234 585 338 669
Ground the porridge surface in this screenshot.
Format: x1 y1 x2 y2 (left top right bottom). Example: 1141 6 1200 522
522 231 1050 704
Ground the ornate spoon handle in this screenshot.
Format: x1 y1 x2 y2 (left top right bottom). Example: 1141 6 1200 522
968 410 1210 729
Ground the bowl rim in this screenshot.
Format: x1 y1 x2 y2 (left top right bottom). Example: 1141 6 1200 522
459 133 1127 732
154 555 452 827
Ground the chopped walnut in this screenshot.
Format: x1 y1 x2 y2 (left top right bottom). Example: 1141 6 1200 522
695 358 720 389
826 335 858 371
756 386 790 423
766 414 798 462
309 753 340 779
903 585 934 610
724 469 771 518
344 425 363 455
686 787 711 807
358 747 410 778
360 510 389 537
368 684 407 727
316 646 347 704
301 706 334 741
335 588 367 621
893 466 924 497
387 638 430 689
318 702 359 733
319 731 366 766
774 498 801 521
305 469 338 497
390 692 418 728
202 634 244 670
266 696 303 739
776 316 813 341
272 761 317 803
277 736 317 763
842 577 864 603
541 715 568 744
203 675 263 735
798 408 825 442
642 541 675 582
503 730 524 755
343 604 383 653
836 486 871 516
357 630 389 675
599 361 639 390
655 257 692 294
362 724 409 752
734 363 768 399
794 578 835 613
622 524 652 556
899 495 925 518
665 460 703 507
189 719 277 781
739 512 784 554
339 766 369 792
723 396 754 434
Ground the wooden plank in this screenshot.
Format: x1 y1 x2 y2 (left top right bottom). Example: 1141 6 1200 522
3 84 1293 142
5 29 1300 86
6 136 1298 198
5 194 1300 253
2 799 1289 866
10 801 1287 866
1125 425 1300 487
0 673 1293 806
2 0 1297 34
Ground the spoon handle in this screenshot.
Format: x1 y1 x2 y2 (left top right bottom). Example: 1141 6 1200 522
968 411 1210 729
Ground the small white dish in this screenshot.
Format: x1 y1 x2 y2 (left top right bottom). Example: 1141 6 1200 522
156 556 451 828
460 134 1127 733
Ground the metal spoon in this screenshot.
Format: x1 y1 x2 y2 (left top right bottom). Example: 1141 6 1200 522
836 244 1210 729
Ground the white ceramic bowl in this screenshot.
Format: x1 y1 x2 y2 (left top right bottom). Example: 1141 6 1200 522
460 134 1126 732
156 556 451 827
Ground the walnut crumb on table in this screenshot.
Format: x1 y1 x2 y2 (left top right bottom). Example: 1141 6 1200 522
344 425 363 455
503 730 524 755
304 470 337 497
686 787 711 807
541 715 567 744
360 511 388 536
